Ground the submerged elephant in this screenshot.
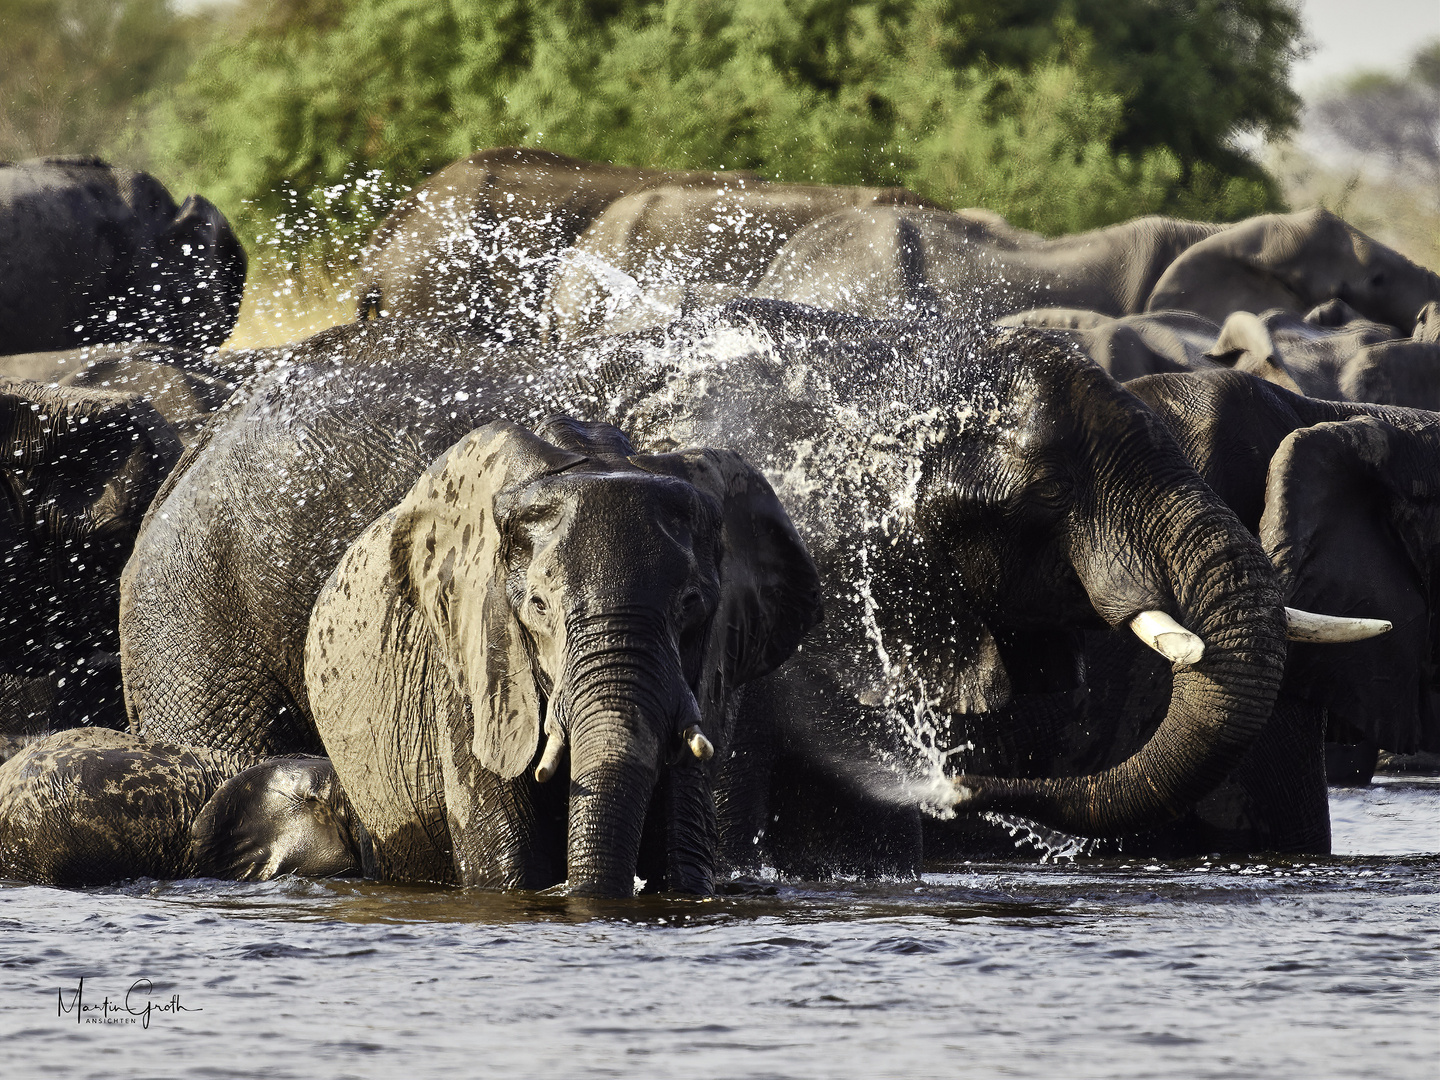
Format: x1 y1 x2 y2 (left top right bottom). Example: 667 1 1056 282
543 182 938 340
306 419 820 895
0 158 247 355
1 380 182 736
0 727 369 886
356 147 759 337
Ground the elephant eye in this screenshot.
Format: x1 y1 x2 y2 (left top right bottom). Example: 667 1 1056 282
529 595 549 615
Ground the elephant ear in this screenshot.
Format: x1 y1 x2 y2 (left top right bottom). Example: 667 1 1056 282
635 448 823 709
390 421 586 779
1205 311 1304 393
1259 417 1440 752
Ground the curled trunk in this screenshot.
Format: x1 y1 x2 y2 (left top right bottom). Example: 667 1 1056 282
960 392 1289 835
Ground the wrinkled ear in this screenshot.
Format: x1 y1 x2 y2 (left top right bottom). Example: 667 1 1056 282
637 448 823 703
390 421 585 778
1260 417 1440 752
1205 311 1303 393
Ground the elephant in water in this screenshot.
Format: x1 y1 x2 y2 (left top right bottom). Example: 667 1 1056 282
120 328 820 896
355 147 760 337
0 728 369 886
1 343 246 446
1127 370 1440 767
0 158 247 355
306 419 820 895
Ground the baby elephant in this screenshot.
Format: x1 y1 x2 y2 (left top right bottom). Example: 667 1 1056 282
0 728 370 886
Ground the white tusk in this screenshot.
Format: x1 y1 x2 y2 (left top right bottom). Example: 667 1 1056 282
1129 610 1206 667
1285 607 1392 643
534 723 566 783
682 725 714 761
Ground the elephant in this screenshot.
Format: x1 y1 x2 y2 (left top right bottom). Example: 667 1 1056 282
750 206 1223 323
1144 207 1440 334
1 343 247 445
0 158 247 355
1 380 182 737
1125 370 1440 766
356 147 760 337
0 727 369 886
304 418 821 895
998 308 1229 381
542 183 940 340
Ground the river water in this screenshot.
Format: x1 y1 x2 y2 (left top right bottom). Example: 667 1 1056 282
2 777 1436 1080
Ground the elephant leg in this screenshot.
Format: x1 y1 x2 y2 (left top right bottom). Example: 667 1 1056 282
442 755 568 889
713 681 778 876
1148 698 1330 855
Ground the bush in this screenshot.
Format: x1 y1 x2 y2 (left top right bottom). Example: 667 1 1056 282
149 0 1305 248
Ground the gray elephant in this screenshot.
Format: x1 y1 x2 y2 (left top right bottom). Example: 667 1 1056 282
751 206 1222 323
998 308 1229 381
1 343 246 445
1207 308 1440 410
356 147 760 337
1 380 182 736
119 325 821 896
0 158 247 355
1144 208 1440 333
1127 370 1440 772
542 183 939 340
0 727 369 886
305 419 820 895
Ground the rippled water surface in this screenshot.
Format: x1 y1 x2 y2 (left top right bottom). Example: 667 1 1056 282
3 780 1437 1080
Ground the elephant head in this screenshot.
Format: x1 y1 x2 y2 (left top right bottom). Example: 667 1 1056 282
1260 416 1440 753
306 417 820 896
892 329 1294 836
1145 208 1440 334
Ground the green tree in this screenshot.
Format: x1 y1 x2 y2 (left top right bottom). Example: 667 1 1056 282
151 0 1305 244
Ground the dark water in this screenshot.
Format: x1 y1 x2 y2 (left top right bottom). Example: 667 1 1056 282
3 779 1436 1080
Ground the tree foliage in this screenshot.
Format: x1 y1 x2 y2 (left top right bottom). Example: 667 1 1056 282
0 0 211 163
151 0 1306 243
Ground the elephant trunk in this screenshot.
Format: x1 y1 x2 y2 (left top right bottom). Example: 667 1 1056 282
961 402 1288 835
558 617 708 897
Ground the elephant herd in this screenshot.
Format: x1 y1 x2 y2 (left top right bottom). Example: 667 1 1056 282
0 149 1437 896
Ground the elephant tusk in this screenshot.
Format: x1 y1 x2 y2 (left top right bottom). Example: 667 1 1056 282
534 723 566 783
1285 607 1392 643
682 725 714 761
1129 610 1206 667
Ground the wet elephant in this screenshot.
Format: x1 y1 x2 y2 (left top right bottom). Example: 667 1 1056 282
0 380 182 736
543 183 939 340
1128 370 1440 766
306 420 820 895
0 727 368 886
0 158 247 354
356 147 759 337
